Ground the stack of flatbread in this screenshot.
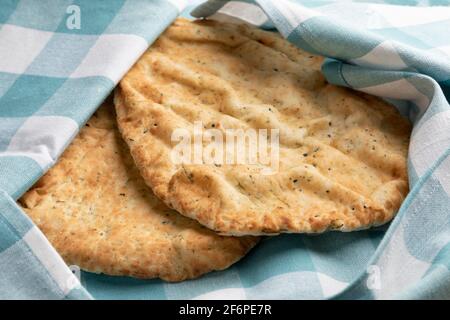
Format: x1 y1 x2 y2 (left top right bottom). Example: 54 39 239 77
19 18 411 281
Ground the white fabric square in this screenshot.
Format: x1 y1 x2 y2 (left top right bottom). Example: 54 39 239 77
23 227 80 295
3 116 78 169
410 110 450 177
351 41 408 70
370 4 450 29
70 34 148 83
215 1 268 26
373 225 431 299
0 24 53 74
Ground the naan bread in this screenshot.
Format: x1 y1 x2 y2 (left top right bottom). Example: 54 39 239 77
115 18 411 236
19 101 258 281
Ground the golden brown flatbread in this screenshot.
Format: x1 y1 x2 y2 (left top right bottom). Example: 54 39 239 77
19 101 258 281
115 18 411 236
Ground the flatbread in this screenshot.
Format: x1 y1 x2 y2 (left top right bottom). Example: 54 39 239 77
19 101 258 281
115 18 411 236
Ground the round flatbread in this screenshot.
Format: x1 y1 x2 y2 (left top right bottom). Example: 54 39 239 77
19 101 258 281
115 18 411 236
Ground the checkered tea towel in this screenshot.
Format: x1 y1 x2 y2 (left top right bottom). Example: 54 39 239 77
2 0 450 300
0 0 182 299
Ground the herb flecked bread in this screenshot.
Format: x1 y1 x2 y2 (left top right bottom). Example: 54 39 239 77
19 101 258 281
115 18 411 236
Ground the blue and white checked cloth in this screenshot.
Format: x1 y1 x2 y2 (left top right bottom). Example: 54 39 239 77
1 0 450 299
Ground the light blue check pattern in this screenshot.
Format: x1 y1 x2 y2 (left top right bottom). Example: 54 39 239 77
2 0 450 300
0 0 180 299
